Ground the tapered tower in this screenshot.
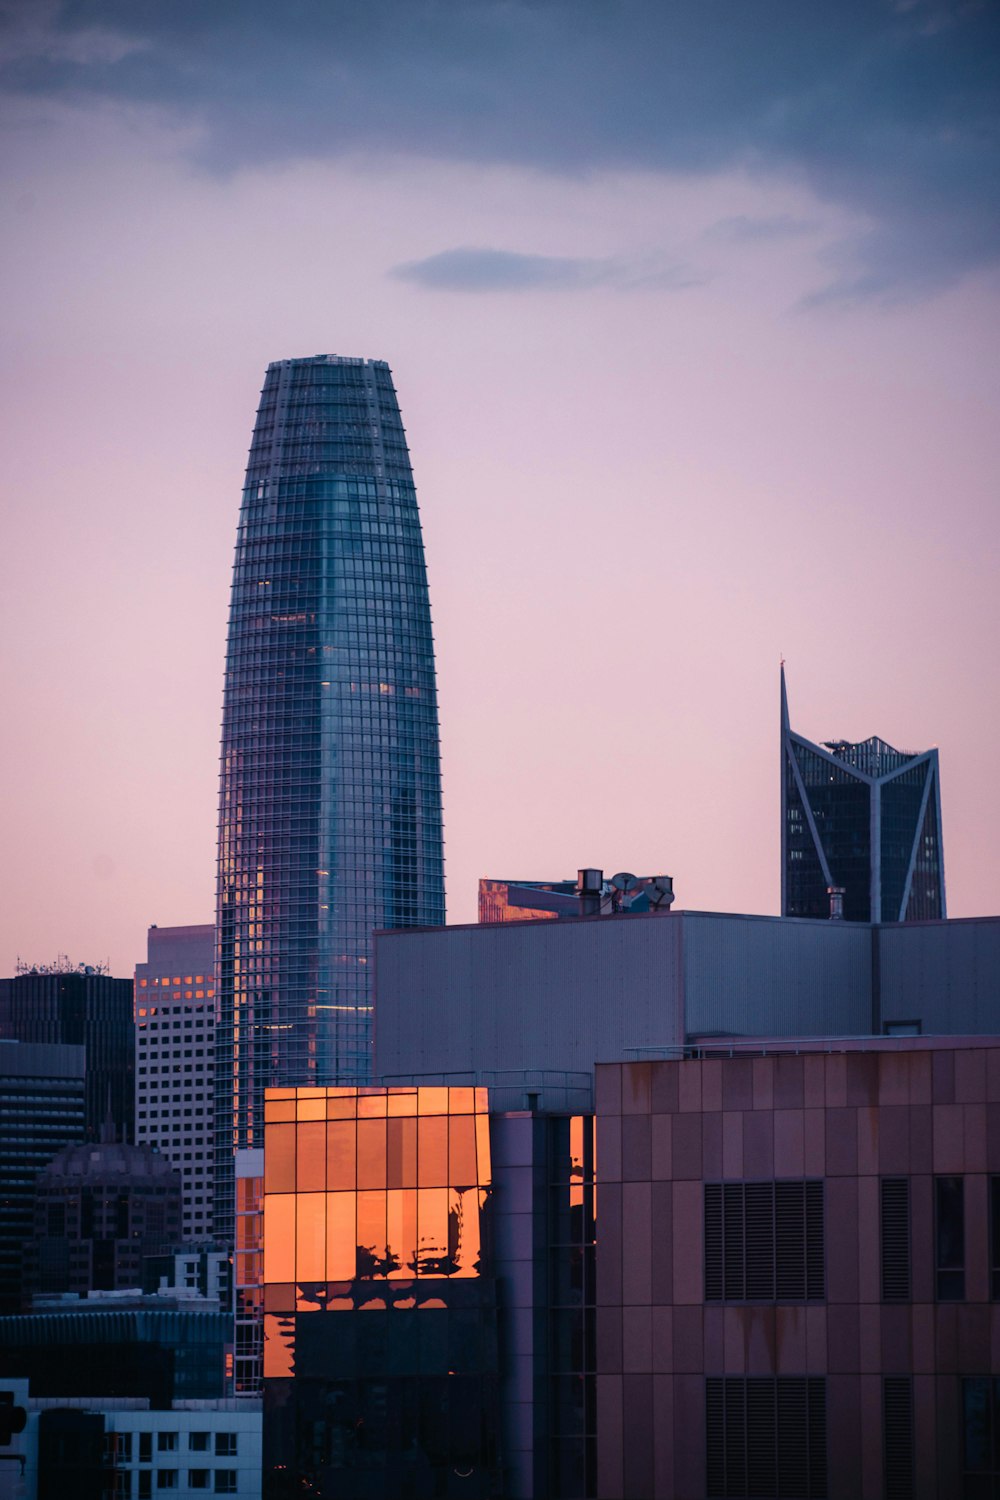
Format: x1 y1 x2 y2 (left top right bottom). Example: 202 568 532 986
215 356 445 1233
781 666 945 923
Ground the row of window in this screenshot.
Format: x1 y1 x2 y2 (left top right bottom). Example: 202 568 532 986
881 1174 991 1302
108 1473 237 1497
704 1176 1000 1304
106 1431 237 1460
706 1376 1000 1499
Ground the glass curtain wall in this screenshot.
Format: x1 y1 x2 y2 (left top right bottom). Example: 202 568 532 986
261 1086 499 1498
216 355 445 1239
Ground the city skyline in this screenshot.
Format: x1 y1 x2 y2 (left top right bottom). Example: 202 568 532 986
2 2 999 974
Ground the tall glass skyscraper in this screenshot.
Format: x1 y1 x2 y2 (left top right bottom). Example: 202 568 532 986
216 355 445 1233
781 666 945 923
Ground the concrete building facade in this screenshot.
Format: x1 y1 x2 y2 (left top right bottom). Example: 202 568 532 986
595 1040 1000 1499
375 909 1000 1085
134 925 216 1241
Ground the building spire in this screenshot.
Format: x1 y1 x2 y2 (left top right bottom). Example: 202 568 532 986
780 658 790 734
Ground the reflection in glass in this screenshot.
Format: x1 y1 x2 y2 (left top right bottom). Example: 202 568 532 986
296 1121 326 1191
326 1121 357 1190
326 1191 355 1281
263 1193 295 1284
262 1314 294 1379
417 1186 449 1274
264 1123 295 1193
386 1115 417 1189
296 1192 325 1281
385 1188 418 1278
449 1114 478 1186
263 1088 500 1498
357 1190 390 1276
357 1118 387 1190
418 1115 448 1188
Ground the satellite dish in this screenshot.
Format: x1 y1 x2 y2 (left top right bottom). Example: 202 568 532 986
607 872 641 913
645 876 675 910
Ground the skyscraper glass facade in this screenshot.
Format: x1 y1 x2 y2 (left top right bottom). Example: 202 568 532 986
261 1086 499 1497
216 355 445 1236
780 669 945 923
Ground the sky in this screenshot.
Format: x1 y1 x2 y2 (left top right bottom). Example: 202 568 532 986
1 0 998 975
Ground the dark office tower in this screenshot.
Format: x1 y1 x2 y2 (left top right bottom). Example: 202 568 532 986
781 667 946 923
0 1040 85 1311
216 355 445 1235
0 966 134 1143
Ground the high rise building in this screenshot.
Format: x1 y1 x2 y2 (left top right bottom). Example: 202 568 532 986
215 354 445 1235
0 1040 85 1312
134 924 216 1240
780 666 946 923
0 964 134 1143
23 1131 181 1300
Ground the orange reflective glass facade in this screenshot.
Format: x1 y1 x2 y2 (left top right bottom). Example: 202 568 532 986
262 1084 500 1496
261 1084 490 1297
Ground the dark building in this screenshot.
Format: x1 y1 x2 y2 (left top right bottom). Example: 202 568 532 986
216 354 446 1240
0 964 135 1142
595 1040 1000 1500
37 1407 105 1500
0 1297 230 1406
0 1039 85 1312
781 666 946 923
24 1132 181 1299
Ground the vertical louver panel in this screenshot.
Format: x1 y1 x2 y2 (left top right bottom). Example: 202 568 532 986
880 1178 911 1301
747 1379 778 1495
724 1182 747 1299
725 1378 748 1497
705 1377 828 1498
704 1182 825 1303
745 1183 776 1300
705 1184 723 1301
706 1379 726 1497
883 1377 914 1500
805 1182 825 1299
775 1183 806 1300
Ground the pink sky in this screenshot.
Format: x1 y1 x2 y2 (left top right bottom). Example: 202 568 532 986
1 11 999 975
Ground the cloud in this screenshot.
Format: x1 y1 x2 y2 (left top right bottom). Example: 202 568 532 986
2 0 998 298
390 246 703 293
704 214 818 244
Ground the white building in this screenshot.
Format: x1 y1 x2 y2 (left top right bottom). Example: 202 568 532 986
134 925 215 1240
7 1381 262 1500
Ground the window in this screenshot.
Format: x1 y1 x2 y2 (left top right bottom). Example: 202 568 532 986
963 1378 1000 1493
215 1433 238 1456
883 1020 921 1037
138 1475 152 1500
157 1432 178 1452
189 1473 210 1490
188 1432 210 1452
704 1182 824 1301
936 1176 965 1300
883 1377 913 1500
156 1473 178 1491
139 1433 152 1464
706 1377 826 1498
214 1474 237 1495
881 1179 911 1301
